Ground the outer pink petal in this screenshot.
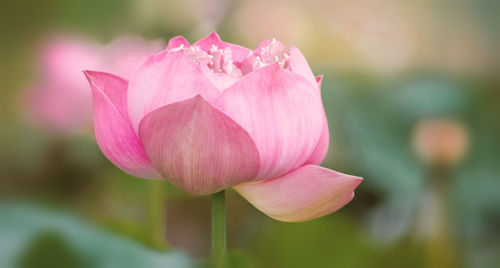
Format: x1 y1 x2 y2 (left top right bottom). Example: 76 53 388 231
289 46 317 87
127 51 220 133
235 165 362 222
84 71 159 178
193 31 251 63
214 64 324 179
305 75 330 165
138 95 260 195
166 36 190 50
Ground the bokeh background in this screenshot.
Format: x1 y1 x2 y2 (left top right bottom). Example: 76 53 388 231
1 0 499 267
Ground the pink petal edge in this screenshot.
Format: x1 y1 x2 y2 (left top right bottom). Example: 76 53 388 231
289 45 317 88
235 165 362 222
305 75 330 165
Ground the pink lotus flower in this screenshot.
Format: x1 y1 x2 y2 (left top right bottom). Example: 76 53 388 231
85 32 362 222
24 35 164 133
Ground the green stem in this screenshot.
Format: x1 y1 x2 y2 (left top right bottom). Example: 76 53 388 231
427 165 454 268
148 180 169 250
211 190 227 268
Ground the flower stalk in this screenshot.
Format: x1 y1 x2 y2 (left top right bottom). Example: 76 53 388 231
427 165 455 268
148 180 169 250
211 190 227 268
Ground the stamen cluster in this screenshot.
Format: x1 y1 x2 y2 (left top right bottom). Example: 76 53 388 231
173 44 242 77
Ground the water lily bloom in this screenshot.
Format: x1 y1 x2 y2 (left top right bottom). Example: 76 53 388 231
24 35 164 133
85 32 362 222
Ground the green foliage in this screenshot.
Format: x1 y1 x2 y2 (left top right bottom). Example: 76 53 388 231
18 231 88 268
0 203 194 268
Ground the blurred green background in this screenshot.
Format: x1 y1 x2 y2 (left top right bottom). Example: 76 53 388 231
0 0 499 267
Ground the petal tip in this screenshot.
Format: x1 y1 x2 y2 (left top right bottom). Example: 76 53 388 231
349 176 363 193
83 70 103 93
207 31 221 40
166 36 190 50
83 69 95 80
83 70 127 89
346 173 363 185
194 31 224 50
315 75 323 84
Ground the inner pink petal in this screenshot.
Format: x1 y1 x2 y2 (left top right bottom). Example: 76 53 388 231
240 39 291 75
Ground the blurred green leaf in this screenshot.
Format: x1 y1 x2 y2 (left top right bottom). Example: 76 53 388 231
0 202 193 268
18 231 87 268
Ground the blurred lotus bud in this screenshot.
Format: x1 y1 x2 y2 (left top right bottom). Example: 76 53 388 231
21 34 164 134
412 119 469 167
